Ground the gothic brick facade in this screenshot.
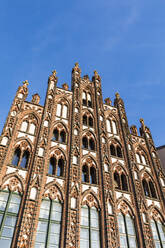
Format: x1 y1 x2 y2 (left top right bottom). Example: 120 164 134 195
0 63 165 248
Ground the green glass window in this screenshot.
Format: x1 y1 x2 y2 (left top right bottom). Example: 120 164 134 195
80 206 100 248
0 191 21 248
151 220 165 248
35 199 62 248
118 213 137 248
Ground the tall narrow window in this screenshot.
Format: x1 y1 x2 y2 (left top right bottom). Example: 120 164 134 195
35 199 62 248
49 157 56 175
90 167 97 184
82 165 88 183
57 158 64 177
114 172 120 189
88 117 93 127
110 144 116 156
112 120 117 134
82 92 87 106
117 146 122 158
56 104 62 117
0 191 21 247
118 213 137 248
83 115 87 125
121 173 128 191
62 105 68 118
80 206 100 248
82 137 88 149
149 181 157 199
20 150 30 168
151 220 165 248
60 131 66 143
89 138 95 151
135 153 141 164
20 121 28 132
141 155 147 165
12 148 21 166
87 93 92 107
29 123 36 135
52 129 59 141
142 179 150 197
106 120 111 133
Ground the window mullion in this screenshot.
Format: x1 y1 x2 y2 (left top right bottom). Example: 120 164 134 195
89 207 91 248
45 200 52 248
0 191 12 237
155 221 163 248
124 215 130 248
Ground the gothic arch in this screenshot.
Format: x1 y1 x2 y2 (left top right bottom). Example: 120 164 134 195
149 206 165 222
81 189 100 210
82 155 97 168
44 182 64 202
1 173 25 193
117 198 134 217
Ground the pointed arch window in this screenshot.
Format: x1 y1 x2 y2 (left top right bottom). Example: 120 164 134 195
117 146 123 158
118 213 137 248
49 157 56 175
12 148 21 166
20 150 30 168
87 93 92 107
80 206 100 248
52 128 66 144
110 144 116 156
82 91 87 106
20 121 28 132
112 120 117 134
149 181 157 198
114 172 121 189
60 131 66 143
142 179 150 197
142 178 157 199
57 158 64 177
82 165 89 183
106 119 112 133
56 104 62 117
88 117 93 127
114 171 128 191
121 173 128 191
135 153 141 164
29 123 36 135
52 129 59 141
0 191 21 247
35 199 62 248
90 167 97 184
151 220 165 248
89 138 95 151
83 115 88 125
82 137 88 149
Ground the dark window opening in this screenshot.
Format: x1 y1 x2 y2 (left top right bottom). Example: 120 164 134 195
142 179 150 197
110 144 116 156
49 157 56 175
117 146 122 158
12 148 21 166
88 117 93 127
149 181 157 198
82 99 87 106
60 131 66 143
88 100 92 108
52 129 59 141
90 167 97 184
83 115 88 125
57 158 64 177
114 172 121 189
89 138 95 151
121 173 128 191
82 137 88 149
82 165 89 182
20 150 30 168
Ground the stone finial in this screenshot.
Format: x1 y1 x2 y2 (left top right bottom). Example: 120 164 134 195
62 83 69 91
115 92 120 99
31 93 40 105
130 125 138 136
104 97 112 106
72 62 81 74
49 69 58 82
52 70 57 77
140 118 145 127
23 80 29 87
93 70 101 81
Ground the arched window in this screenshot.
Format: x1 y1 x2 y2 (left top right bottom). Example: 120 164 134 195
151 220 165 247
35 199 62 247
62 105 68 118
82 91 87 106
57 158 64 177
29 123 36 135
118 213 137 247
141 155 147 165
82 137 88 149
110 144 116 156
121 173 128 191
117 146 122 158
149 181 157 198
82 165 88 183
0 191 21 247
87 93 92 107
112 120 117 134
60 131 66 143
20 150 30 168
89 138 95 151
88 117 93 127
49 157 56 175
83 115 87 125
136 153 141 163
142 179 150 197
106 119 111 133
114 172 120 189
20 121 28 132
80 206 100 248
90 167 97 184
56 103 62 116
12 148 21 166
52 129 59 141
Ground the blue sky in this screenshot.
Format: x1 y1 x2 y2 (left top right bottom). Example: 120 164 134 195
0 0 165 146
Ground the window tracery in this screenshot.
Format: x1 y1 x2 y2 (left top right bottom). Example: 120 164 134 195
82 91 92 108
56 100 68 119
82 133 96 151
48 150 65 177
12 146 30 169
52 124 67 144
114 168 128 191
82 159 97 185
20 115 37 135
82 113 94 128
106 119 118 134
110 142 123 158
142 175 157 199
135 149 148 165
